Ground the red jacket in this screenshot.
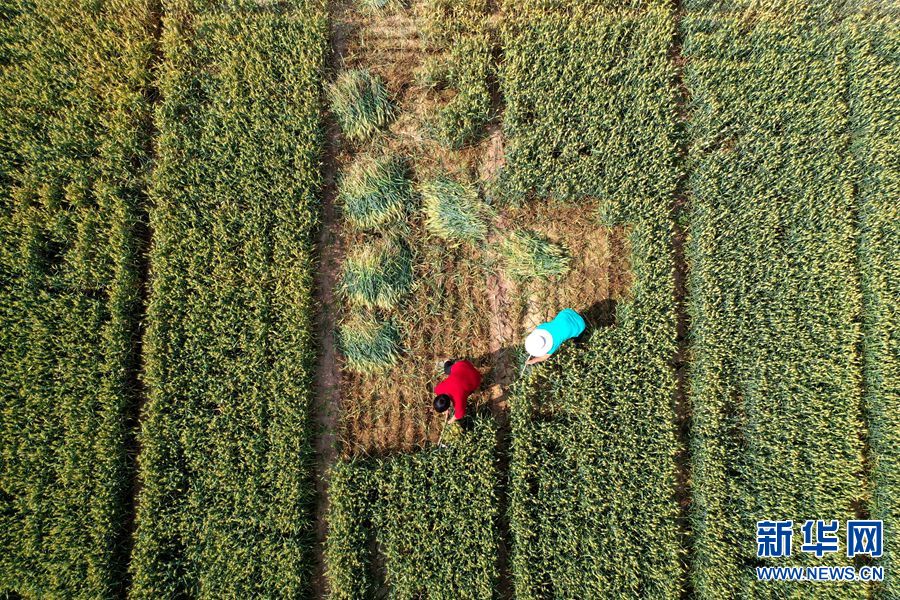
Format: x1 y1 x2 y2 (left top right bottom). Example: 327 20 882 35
434 360 481 420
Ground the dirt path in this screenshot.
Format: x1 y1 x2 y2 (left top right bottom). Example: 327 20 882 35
310 4 353 597
481 132 517 420
484 270 517 412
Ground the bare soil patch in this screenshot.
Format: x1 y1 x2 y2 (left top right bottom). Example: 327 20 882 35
332 0 503 457
327 1 634 461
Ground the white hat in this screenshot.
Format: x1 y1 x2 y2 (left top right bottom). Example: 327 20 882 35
525 329 553 357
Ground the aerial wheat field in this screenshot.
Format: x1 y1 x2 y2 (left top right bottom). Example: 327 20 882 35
0 0 896 598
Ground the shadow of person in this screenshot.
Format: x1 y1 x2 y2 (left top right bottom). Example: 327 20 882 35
580 298 618 329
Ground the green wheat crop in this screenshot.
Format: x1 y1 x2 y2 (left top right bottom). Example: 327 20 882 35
339 311 402 374
847 9 900 597
0 0 154 595
130 1 327 597
435 34 493 149
339 154 412 231
329 69 393 143
498 229 570 281
325 418 498 599
341 240 413 310
420 175 489 245
684 3 871 597
502 3 682 597
419 0 492 148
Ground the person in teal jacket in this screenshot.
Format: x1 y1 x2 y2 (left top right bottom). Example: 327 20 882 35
524 308 586 365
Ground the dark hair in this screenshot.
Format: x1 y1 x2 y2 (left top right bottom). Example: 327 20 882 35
433 394 451 413
443 360 456 375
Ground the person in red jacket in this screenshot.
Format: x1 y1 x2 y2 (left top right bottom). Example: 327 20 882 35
433 359 481 430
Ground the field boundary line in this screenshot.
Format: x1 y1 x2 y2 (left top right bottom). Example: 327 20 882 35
843 8 872 529
311 1 353 596
669 0 694 598
118 1 164 596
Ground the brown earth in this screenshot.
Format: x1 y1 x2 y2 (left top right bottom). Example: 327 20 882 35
326 0 634 459
339 202 634 457
332 0 502 457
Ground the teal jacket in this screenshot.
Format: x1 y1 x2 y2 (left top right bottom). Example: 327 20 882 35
536 308 586 355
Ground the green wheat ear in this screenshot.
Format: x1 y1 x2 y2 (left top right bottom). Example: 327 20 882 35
338 311 401 374
324 419 498 599
498 229 570 281
329 69 393 143
339 154 412 231
420 174 489 245
340 240 413 310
